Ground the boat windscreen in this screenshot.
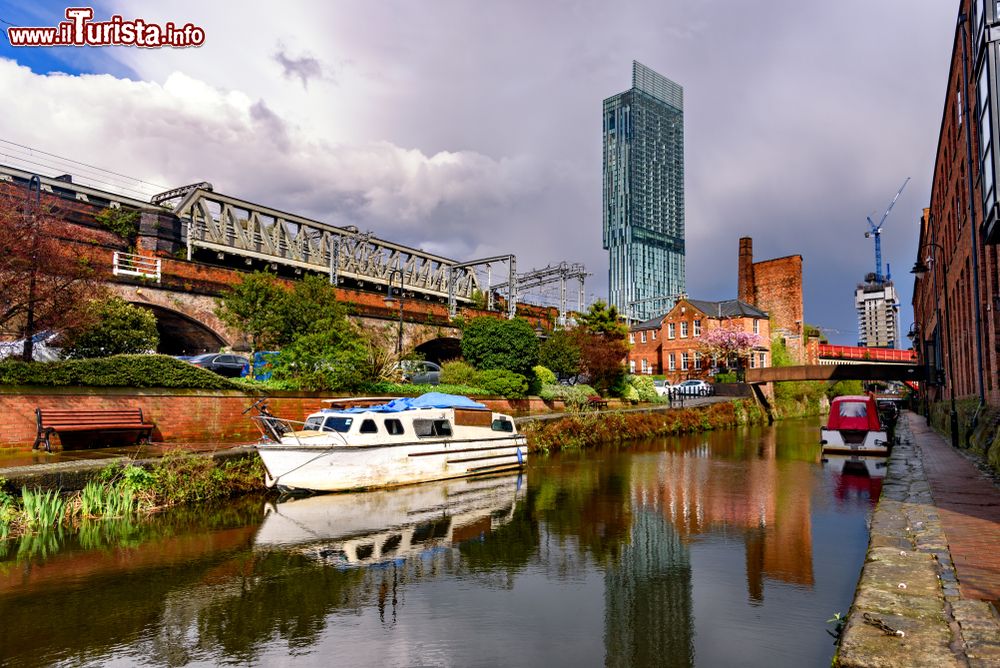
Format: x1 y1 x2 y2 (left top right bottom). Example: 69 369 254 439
838 401 868 418
304 416 354 433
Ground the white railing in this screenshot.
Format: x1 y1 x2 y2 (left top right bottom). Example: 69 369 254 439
113 251 161 282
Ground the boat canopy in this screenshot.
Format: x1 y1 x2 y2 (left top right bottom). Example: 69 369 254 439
331 392 488 414
826 395 882 431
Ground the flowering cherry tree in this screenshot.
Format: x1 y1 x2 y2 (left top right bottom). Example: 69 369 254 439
698 327 764 371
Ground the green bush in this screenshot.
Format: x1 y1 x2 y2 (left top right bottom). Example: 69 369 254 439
714 372 737 383
361 381 489 397
539 383 597 409
64 296 159 359
440 360 479 386
626 375 658 403
0 355 240 389
474 369 529 398
533 365 557 386
461 317 539 377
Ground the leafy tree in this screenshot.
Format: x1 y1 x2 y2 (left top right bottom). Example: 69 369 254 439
577 300 628 339
0 192 102 360
461 317 539 377
215 272 286 370
474 369 529 398
571 328 629 396
64 297 159 358
539 329 581 379
271 318 367 391
276 274 347 346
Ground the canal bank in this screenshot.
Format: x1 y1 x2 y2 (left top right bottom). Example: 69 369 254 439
836 412 1000 667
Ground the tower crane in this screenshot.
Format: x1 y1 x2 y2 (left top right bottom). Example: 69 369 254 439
865 177 910 283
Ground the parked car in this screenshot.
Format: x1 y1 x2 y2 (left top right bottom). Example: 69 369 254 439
672 379 714 396
398 360 442 385
188 353 250 378
653 379 671 397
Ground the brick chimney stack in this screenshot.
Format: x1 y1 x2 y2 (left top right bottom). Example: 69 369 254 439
738 237 755 304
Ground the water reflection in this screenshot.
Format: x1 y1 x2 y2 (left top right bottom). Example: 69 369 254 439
0 419 872 667
822 453 887 506
255 473 525 568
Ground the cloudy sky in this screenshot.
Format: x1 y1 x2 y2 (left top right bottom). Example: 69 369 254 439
0 1 956 345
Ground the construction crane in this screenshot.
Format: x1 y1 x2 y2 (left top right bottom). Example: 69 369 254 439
865 177 910 283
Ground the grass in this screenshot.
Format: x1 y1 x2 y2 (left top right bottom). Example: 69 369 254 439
0 451 268 543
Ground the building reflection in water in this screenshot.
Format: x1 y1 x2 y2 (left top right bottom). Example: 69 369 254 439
628 427 815 606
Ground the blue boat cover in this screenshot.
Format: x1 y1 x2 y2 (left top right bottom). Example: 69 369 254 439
336 392 487 414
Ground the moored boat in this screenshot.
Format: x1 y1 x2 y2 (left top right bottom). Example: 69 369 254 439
252 392 527 493
820 394 889 456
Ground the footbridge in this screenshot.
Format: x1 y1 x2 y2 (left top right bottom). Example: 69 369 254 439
745 364 926 385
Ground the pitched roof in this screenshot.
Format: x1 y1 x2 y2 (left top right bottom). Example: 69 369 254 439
630 314 666 331
685 298 768 319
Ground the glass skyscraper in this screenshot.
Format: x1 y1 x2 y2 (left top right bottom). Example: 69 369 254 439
603 61 685 322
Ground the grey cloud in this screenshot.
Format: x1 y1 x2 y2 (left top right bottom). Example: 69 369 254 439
273 48 324 89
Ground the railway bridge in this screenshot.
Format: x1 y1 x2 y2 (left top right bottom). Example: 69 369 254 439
1 164 571 361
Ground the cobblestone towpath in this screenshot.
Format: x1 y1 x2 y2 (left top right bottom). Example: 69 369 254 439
837 412 1000 667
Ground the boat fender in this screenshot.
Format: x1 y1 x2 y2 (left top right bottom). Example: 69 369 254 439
516 447 523 465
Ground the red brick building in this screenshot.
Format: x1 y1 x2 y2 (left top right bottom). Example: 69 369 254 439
912 0 1000 416
627 298 770 382
738 237 808 362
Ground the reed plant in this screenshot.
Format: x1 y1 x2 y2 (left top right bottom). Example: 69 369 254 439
79 481 138 519
20 487 66 530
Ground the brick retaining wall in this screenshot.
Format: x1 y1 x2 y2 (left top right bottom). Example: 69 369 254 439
0 387 557 449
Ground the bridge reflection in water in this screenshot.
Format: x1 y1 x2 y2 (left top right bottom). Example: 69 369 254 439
0 419 872 667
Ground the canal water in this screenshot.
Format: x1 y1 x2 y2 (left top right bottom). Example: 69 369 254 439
0 417 879 667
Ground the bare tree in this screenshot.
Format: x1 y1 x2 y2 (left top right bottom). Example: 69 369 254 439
0 187 103 360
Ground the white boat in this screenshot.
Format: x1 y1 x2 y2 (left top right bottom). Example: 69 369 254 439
254 472 525 567
253 392 527 493
820 394 890 456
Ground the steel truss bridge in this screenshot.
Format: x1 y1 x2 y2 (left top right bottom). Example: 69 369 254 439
1 163 586 319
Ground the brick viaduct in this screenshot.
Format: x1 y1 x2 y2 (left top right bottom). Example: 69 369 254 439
2 176 555 362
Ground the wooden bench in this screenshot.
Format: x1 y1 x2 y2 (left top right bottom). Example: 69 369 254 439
33 408 154 452
587 397 609 410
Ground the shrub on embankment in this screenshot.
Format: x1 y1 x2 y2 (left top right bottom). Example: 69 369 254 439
0 355 239 389
522 400 765 452
0 451 264 540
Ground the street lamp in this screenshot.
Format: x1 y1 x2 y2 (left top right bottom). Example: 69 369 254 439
383 269 404 356
910 243 959 449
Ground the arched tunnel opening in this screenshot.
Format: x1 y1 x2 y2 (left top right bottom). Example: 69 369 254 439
134 304 228 356
413 337 462 365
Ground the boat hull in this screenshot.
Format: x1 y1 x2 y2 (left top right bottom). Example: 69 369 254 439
256 435 527 492
819 428 889 456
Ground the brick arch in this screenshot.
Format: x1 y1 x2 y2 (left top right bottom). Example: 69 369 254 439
414 337 463 365
109 284 236 354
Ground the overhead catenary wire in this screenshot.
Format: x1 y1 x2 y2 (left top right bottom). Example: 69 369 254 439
0 139 170 200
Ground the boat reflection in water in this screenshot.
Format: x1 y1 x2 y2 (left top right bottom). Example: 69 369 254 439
821 453 887 505
254 472 526 568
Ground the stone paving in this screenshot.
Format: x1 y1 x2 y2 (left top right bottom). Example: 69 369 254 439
837 412 1000 667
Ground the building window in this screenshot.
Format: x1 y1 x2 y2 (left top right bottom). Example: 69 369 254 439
759 352 766 368
652 330 657 340
750 353 757 368
641 331 647 343
694 352 702 369
629 332 635 344
668 353 676 371
681 352 689 370
641 359 648 373
753 319 760 335
693 319 701 336
680 322 688 338
668 323 676 339
629 359 636 373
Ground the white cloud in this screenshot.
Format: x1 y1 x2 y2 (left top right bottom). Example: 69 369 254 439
0 59 562 262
